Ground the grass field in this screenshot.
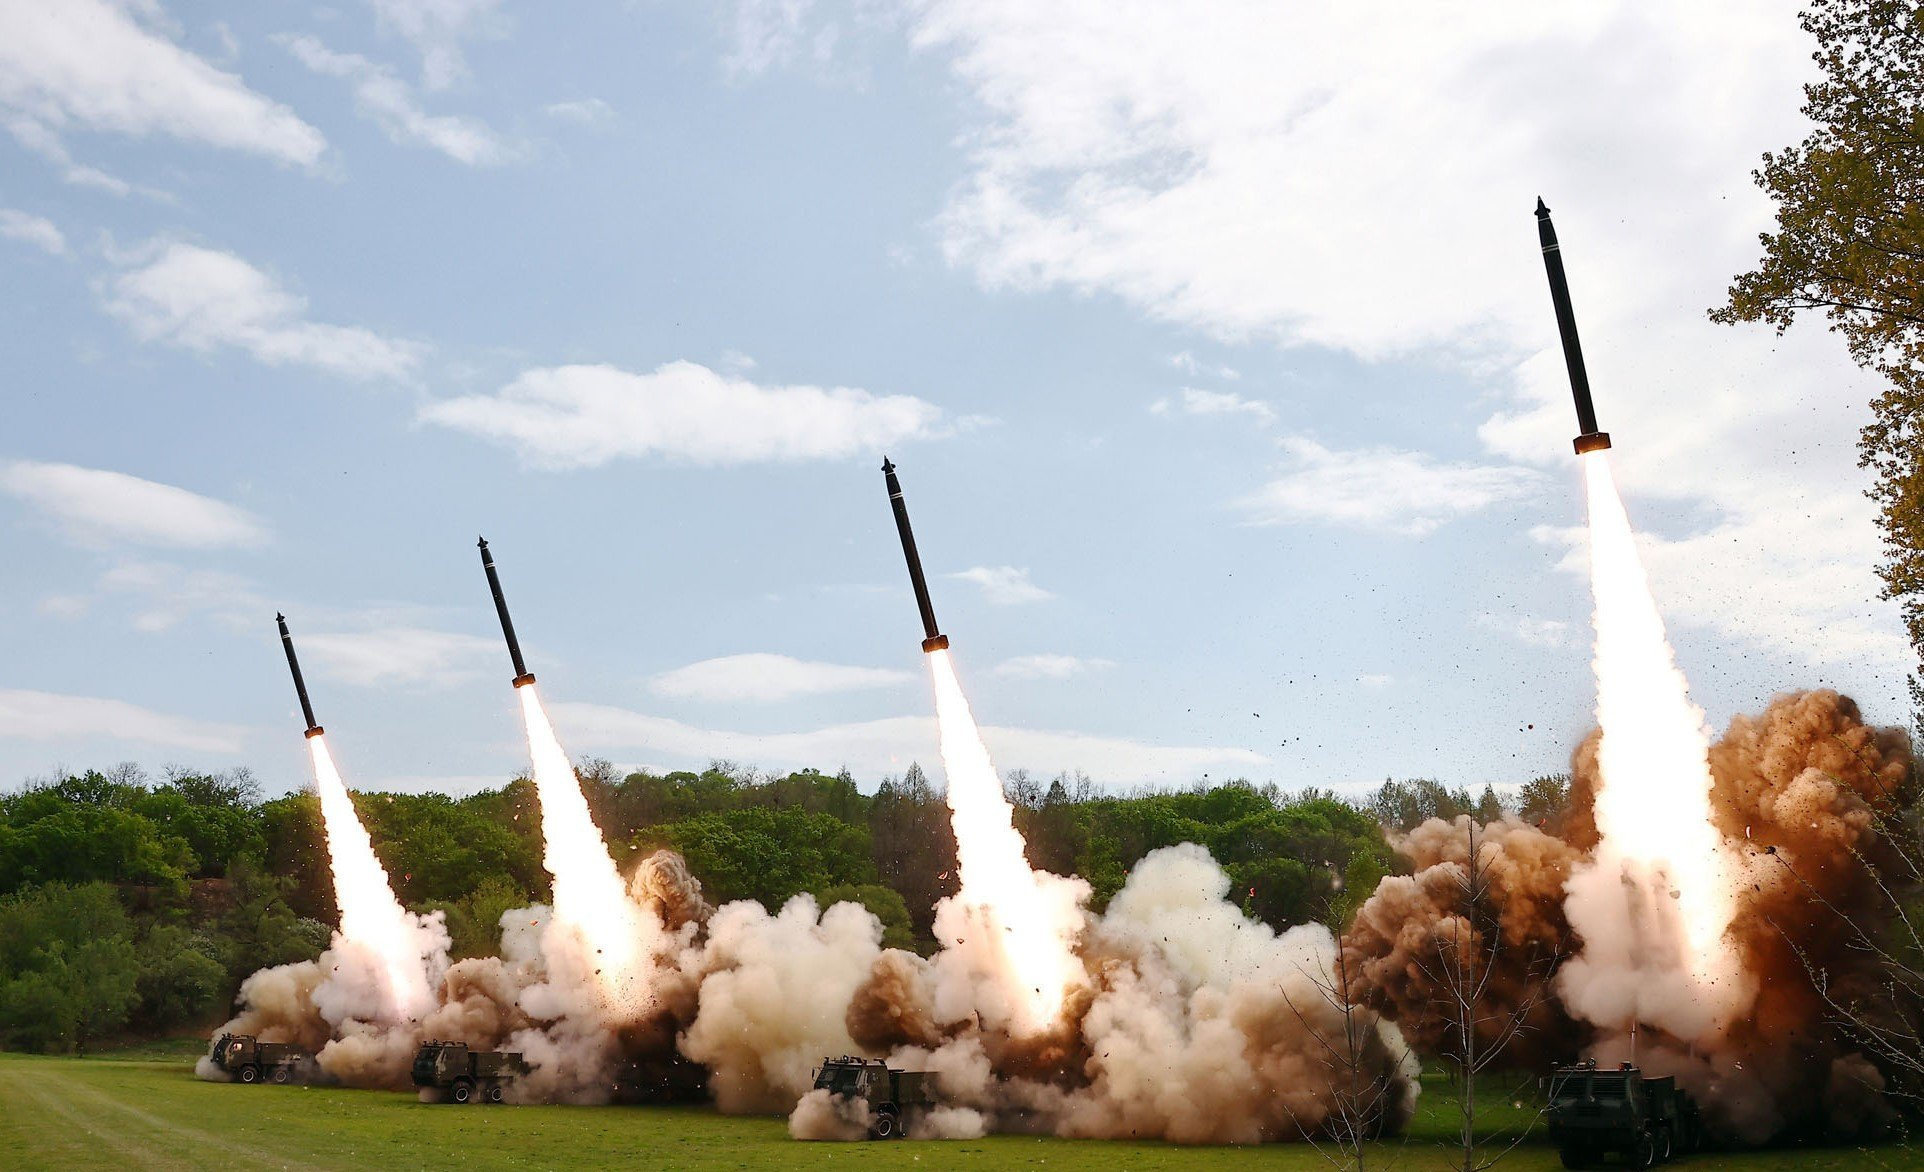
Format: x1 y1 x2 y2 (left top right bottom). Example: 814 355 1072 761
0 1041 1917 1171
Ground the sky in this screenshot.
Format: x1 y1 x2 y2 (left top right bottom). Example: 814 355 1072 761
0 0 1905 800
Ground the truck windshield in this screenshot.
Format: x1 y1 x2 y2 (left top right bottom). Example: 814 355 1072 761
819 1066 865 1095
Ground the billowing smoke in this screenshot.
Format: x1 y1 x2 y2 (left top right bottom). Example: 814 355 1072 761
1345 689 1915 1144
199 734 449 1087
781 844 1418 1143
1343 815 1581 1069
205 846 709 1098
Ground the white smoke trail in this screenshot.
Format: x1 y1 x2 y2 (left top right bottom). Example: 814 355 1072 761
306 734 441 1023
1558 455 1752 1041
926 649 1085 1034
516 683 659 1023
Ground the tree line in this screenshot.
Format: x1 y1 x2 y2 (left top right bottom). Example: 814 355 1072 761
0 761 1569 1053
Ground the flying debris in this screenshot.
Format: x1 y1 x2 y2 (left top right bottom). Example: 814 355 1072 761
478 537 536 687
881 458 948 653
276 612 324 739
1535 197 1612 455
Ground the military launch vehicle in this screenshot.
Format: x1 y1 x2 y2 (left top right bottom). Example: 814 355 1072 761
412 1040 529 1104
812 1055 935 1139
1544 1060 1703 1168
210 1033 314 1085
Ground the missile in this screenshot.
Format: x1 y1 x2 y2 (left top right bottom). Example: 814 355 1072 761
1535 197 1612 455
276 613 324 739
881 457 949 653
477 537 536 688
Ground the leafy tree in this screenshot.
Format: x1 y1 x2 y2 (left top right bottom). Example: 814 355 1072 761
1369 777 1480 832
0 779 192 902
133 923 228 1030
0 883 140 1052
868 767 958 943
815 883 917 951
1713 0 1924 701
1516 774 1572 833
646 806 876 908
215 856 329 991
428 874 532 960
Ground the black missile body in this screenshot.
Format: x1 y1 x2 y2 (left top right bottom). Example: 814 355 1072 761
276 613 324 739
1535 197 1612 455
882 458 949 653
478 537 536 688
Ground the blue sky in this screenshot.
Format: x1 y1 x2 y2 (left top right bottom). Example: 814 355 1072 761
0 0 1904 798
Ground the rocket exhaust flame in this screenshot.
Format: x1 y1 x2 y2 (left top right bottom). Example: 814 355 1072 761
1557 453 1750 1039
515 681 657 1022
927 649 1082 1034
306 733 439 1023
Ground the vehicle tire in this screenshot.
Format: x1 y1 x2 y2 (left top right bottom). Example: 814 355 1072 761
452 1079 474 1104
238 1065 261 1084
1657 1127 1673 1163
1632 1131 1659 1169
870 1110 900 1140
486 1083 504 1104
271 1066 290 1085
1558 1148 1591 1170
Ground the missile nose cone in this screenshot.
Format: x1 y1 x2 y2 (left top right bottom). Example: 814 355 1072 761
1535 196 1550 218
881 457 895 474
275 612 285 624
477 535 488 549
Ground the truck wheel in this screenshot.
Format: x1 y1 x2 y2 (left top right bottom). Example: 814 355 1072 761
1632 1132 1659 1169
486 1083 504 1104
870 1110 900 1140
238 1065 261 1084
451 1079 474 1104
271 1066 290 1085
1558 1148 1591 1170
1657 1127 1673 1162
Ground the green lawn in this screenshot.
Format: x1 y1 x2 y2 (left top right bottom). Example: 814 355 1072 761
0 1046 1914 1171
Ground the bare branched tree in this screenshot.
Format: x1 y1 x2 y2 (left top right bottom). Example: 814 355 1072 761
1284 930 1417 1172
1417 820 1557 1172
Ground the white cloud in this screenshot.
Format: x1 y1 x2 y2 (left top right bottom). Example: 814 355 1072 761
92 560 264 632
207 21 240 64
1150 387 1273 424
300 627 499 688
906 0 1901 678
993 653 1114 680
1238 437 1539 536
545 98 612 125
3 113 144 196
278 34 509 165
0 0 325 167
949 565 1053 605
552 700 1267 786
1475 611 1573 649
1 461 268 548
0 209 64 255
103 240 424 380
420 360 949 468
366 0 505 90
0 689 244 754
723 0 838 77
1531 484 1906 668
1168 350 1239 380
650 653 914 702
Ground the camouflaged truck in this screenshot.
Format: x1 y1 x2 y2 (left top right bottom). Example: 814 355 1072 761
1543 1060 1704 1168
411 1040 529 1104
210 1033 313 1085
812 1055 935 1139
